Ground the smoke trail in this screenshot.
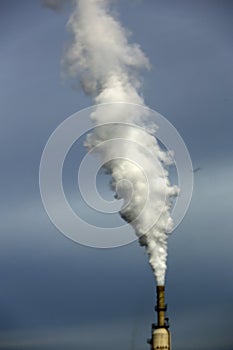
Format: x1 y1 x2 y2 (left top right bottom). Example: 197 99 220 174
47 0 178 285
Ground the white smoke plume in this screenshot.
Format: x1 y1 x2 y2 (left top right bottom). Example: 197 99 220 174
46 0 178 285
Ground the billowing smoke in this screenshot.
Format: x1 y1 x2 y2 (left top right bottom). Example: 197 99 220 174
46 0 178 285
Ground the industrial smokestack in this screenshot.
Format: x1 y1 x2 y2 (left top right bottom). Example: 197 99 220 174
156 285 166 327
148 285 171 350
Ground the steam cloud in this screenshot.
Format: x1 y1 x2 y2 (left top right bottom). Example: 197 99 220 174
45 0 178 285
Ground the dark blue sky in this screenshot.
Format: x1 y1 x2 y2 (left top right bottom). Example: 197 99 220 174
1 1 233 349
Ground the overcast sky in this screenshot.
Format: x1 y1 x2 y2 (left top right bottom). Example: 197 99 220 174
1 1 233 349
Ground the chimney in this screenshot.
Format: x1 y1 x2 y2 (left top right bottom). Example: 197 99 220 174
148 285 171 350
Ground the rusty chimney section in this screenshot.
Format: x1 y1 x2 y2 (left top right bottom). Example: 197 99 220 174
156 285 166 327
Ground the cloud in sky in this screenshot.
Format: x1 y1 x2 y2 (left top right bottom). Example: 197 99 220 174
42 0 68 11
0 321 133 349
